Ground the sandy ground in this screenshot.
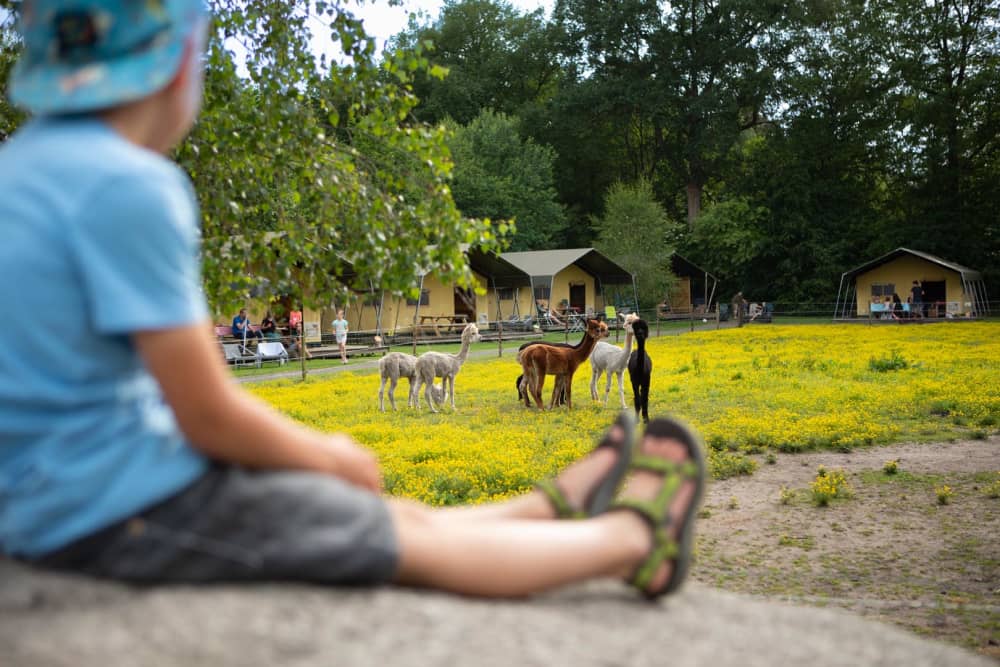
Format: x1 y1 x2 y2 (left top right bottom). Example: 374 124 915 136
692 436 1000 659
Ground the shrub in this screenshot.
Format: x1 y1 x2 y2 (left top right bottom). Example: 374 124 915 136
779 485 795 505
709 451 758 480
811 468 851 506
935 485 954 505
868 349 909 372
982 473 1000 499
883 460 899 475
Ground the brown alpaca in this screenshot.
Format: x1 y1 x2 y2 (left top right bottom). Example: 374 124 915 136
520 318 608 409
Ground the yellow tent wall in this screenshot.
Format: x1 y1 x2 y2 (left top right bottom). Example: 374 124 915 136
854 255 972 316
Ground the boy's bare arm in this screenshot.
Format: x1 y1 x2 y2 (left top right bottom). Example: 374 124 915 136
133 323 381 492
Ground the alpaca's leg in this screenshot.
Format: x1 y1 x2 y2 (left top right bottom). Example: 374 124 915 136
631 376 642 420
449 375 456 409
425 376 439 413
378 375 387 412
565 372 574 409
603 370 613 406
388 376 399 411
590 367 600 401
530 365 546 409
640 381 650 423
616 370 626 408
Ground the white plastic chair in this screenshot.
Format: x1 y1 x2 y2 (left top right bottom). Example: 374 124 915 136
255 341 288 368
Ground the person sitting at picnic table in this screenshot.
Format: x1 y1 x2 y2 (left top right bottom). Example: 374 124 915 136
891 293 904 320
286 309 311 359
260 310 281 341
748 302 762 321
232 308 262 345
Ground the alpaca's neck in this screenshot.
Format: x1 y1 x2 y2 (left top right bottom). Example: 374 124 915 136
622 329 634 354
635 337 646 356
454 337 473 364
575 331 601 360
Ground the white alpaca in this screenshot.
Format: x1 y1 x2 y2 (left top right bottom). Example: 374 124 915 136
412 323 481 412
377 351 447 411
378 351 419 412
589 313 640 408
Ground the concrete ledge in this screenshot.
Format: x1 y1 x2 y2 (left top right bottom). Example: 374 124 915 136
0 561 991 667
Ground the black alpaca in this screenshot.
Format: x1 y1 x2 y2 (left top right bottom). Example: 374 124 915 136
627 318 651 423
515 340 570 406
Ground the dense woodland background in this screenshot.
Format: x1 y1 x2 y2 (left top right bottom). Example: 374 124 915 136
2 0 998 309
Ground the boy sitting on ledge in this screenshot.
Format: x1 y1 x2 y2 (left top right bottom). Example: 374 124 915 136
0 0 704 599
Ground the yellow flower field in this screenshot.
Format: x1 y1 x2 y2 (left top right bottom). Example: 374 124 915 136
247 322 1000 506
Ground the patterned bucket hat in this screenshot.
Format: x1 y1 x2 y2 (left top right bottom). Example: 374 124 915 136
9 0 208 114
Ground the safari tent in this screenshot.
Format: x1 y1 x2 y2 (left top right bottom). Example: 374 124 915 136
660 253 719 316
834 248 990 319
499 248 637 320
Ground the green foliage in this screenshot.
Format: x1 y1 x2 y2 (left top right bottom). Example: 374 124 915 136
811 467 852 507
883 459 899 475
868 349 910 373
390 0 561 126
709 450 758 480
591 178 683 308
446 109 565 250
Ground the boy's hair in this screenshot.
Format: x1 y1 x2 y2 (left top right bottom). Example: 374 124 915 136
9 0 207 115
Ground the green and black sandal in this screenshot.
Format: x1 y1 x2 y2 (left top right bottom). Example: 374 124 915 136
535 410 636 519
611 417 706 599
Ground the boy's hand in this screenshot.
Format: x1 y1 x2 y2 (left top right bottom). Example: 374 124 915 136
322 434 382 492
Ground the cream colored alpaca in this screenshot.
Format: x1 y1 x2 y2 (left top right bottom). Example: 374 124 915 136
589 313 640 408
412 323 481 412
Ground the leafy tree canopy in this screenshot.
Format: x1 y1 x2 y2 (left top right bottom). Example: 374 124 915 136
447 109 565 251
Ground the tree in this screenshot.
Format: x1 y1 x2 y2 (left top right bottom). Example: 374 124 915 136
888 0 1000 277
591 179 683 308
553 0 801 227
0 1 507 319
389 0 562 126
447 109 566 250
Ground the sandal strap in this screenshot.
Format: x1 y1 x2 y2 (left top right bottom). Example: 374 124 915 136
609 464 687 593
535 479 584 519
630 455 700 479
630 526 679 591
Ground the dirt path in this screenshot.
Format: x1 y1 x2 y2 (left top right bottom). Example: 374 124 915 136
693 436 1000 659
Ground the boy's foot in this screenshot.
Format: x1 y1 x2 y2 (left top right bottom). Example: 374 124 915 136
535 411 636 518
611 418 705 598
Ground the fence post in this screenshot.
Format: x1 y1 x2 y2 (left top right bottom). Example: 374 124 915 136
497 320 503 358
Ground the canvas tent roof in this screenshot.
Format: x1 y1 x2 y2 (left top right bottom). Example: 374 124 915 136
500 248 634 284
670 252 717 281
840 247 983 282
465 247 532 288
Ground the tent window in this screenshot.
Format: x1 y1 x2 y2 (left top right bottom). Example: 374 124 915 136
406 290 430 306
871 283 895 298
497 287 515 300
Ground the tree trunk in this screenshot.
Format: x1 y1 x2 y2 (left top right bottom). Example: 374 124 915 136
686 182 702 228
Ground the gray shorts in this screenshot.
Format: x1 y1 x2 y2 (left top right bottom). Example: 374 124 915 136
35 465 399 586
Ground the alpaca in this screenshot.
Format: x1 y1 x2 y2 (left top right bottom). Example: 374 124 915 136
514 340 572 406
519 319 608 410
377 351 419 412
412 323 481 412
589 312 640 408
627 318 652 423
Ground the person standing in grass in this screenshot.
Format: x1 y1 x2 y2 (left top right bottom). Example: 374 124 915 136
0 0 705 600
332 308 349 364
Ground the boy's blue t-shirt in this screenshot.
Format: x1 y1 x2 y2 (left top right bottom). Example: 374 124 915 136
0 117 210 557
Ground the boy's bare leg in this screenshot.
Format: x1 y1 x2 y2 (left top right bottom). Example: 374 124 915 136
388 433 697 597
435 422 626 522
